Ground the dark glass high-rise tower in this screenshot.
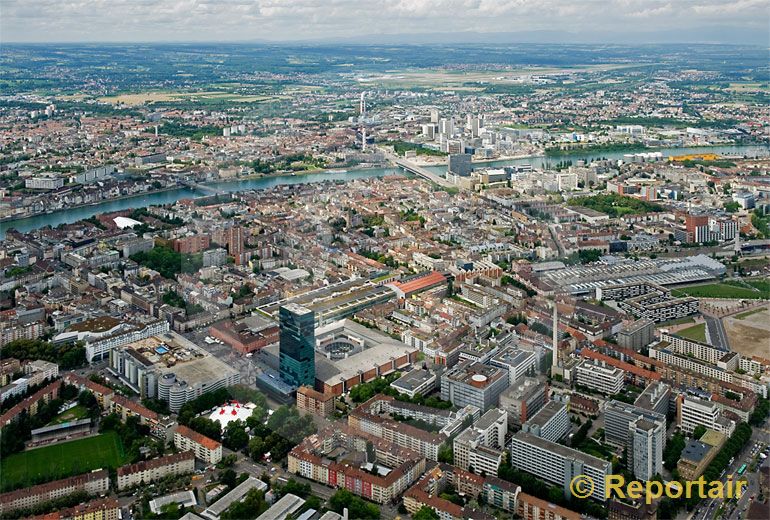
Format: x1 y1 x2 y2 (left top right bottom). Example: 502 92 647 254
278 303 316 388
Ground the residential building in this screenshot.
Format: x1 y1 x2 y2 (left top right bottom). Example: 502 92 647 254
509 431 612 502
0 470 110 515
453 408 507 476
174 424 223 464
116 451 195 490
296 386 336 416
575 359 624 395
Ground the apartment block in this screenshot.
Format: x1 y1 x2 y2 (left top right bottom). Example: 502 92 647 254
575 359 624 395
509 431 612 502
116 451 195 490
453 408 507 476
174 424 223 464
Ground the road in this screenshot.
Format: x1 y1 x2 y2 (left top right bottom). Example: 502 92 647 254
687 422 769 520
703 315 730 350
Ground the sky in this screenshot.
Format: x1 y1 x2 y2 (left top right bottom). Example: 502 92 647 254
2 0 769 44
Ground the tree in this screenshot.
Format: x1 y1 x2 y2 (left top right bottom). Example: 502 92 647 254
328 489 379 520
222 420 249 451
413 506 440 520
692 425 707 440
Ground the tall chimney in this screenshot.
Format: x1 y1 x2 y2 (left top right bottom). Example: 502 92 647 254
552 302 558 371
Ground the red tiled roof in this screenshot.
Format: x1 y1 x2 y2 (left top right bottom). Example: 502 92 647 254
175 424 221 451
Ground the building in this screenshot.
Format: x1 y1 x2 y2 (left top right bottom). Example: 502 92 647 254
313 319 418 395
26 176 65 190
0 379 61 427
348 398 447 460
499 377 548 429
116 451 195 490
634 382 671 417
575 359 624 395
677 429 727 481
509 431 612 502
604 400 666 481
108 331 239 412
441 360 509 411
172 235 211 254
279 304 316 388
677 395 735 437
203 248 228 267
448 153 473 177
617 319 655 351
256 494 305 520
481 477 521 515
522 397 570 442
209 316 278 354
296 386 336 416
288 428 426 504
174 424 223 464
33 497 120 520
149 491 198 515
490 347 538 385
607 499 659 520
403 464 494 520
81 319 169 363
518 492 582 520
202 477 268 520
0 469 110 515
453 408 507 476
390 369 437 399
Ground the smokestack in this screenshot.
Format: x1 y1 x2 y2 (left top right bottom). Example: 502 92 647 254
552 303 558 371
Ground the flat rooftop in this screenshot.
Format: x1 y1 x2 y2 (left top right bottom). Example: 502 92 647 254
390 369 436 392
526 400 566 428
513 431 611 470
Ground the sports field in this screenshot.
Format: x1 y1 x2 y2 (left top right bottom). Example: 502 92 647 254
672 281 768 299
0 431 125 491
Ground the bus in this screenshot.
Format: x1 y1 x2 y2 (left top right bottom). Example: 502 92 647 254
737 463 747 475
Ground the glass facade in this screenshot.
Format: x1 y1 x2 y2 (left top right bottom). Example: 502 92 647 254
279 304 316 387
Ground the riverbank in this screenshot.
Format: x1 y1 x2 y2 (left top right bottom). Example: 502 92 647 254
0 185 184 224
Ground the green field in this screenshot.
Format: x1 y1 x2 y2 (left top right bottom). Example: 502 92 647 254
677 323 708 343
672 282 767 300
0 431 126 491
48 404 89 425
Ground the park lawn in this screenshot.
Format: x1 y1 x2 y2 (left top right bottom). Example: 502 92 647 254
672 283 765 299
0 431 126 491
677 323 708 343
48 404 89 425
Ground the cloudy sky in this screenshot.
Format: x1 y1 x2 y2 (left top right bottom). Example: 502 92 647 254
2 0 768 44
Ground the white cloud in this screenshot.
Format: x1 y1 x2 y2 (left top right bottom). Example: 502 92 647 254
0 0 767 42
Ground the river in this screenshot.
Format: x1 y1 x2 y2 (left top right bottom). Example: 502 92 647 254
1 144 767 239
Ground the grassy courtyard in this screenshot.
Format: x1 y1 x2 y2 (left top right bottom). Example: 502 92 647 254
0 431 126 491
676 323 708 343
